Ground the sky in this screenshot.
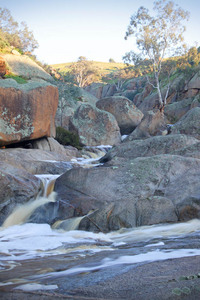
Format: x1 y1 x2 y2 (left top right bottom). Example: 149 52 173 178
0 0 199 65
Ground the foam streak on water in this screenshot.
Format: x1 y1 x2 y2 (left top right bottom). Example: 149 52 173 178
0 219 200 262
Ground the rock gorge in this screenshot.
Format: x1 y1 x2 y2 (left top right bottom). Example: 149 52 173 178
0 51 200 231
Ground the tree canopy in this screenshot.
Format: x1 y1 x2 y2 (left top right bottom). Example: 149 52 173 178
0 7 38 53
69 57 100 87
124 0 190 109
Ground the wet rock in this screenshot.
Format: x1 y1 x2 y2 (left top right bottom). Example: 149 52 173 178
96 96 143 134
54 155 200 231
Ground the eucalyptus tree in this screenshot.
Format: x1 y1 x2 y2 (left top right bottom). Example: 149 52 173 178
0 7 38 53
124 0 189 110
70 57 100 88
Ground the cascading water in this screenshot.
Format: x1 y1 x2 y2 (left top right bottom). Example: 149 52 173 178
0 147 200 296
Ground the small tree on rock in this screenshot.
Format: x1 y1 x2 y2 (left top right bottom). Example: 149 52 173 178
125 0 189 110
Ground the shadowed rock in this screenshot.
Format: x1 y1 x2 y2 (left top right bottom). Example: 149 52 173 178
96 96 143 134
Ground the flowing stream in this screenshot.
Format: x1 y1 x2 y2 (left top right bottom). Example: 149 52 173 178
0 151 200 294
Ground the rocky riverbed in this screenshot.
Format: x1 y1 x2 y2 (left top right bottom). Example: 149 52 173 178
0 219 200 300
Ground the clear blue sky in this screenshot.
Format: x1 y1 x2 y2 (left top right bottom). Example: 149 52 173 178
0 0 199 64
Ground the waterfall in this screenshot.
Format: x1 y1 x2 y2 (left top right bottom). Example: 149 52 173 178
2 192 56 228
35 174 60 197
2 174 60 228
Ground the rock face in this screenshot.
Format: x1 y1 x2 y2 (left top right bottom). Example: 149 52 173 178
164 96 200 123
85 83 117 99
126 110 166 141
1 53 53 81
0 79 58 146
69 103 121 146
96 96 143 134
171 107 200 140
0 56 7 77
0 147 73 175
54 154 200 232
100 134 199 163
55 82 98 129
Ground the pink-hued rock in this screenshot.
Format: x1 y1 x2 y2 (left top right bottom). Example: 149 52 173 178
0 79 58 146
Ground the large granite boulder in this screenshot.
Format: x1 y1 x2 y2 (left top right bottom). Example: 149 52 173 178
0 78 58 146
183 69 200 98
100 134 199 163
69 103 121 146
85 83 117 99
54 154 200 232
126 110 166 141
96 96 143 134
0 147 74 175
1 53 53 81
164 96 200 123
55 82 98 129
171 107 200 140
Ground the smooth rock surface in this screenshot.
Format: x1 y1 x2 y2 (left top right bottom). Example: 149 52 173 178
69 103 121 146
96 96 143 134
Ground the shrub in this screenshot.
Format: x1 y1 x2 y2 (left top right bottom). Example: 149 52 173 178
4 73 28 84
55 127 82 149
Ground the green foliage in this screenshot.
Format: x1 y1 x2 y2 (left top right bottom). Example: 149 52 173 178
55 127 82 149
4 73 28 84
0 7 38 53
68 57 101 87
124 0 190 108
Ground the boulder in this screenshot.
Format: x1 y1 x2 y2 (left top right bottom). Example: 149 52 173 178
172 142 200 159
1 53 53 81
164 96 200 123
0 148 73 175
32 137 67 156
0 162 42 225
171 107 200 140
85 82 104 99
101 84 117 98
54 155 200 231
85 83 117 99
185 70 200 90
69 103 121 146
100 134 199 163
96 96 143 134
0 79 58 146
0 56 7 77
126 110 166 141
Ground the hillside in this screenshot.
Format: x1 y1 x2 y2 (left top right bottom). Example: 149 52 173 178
51 61 127 76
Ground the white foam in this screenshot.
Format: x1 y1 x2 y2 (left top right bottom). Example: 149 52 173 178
14 283 58 291
145 242 165 247
106 219 200 243
0 219 200 262
0 223 113 261
35 248 200 279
